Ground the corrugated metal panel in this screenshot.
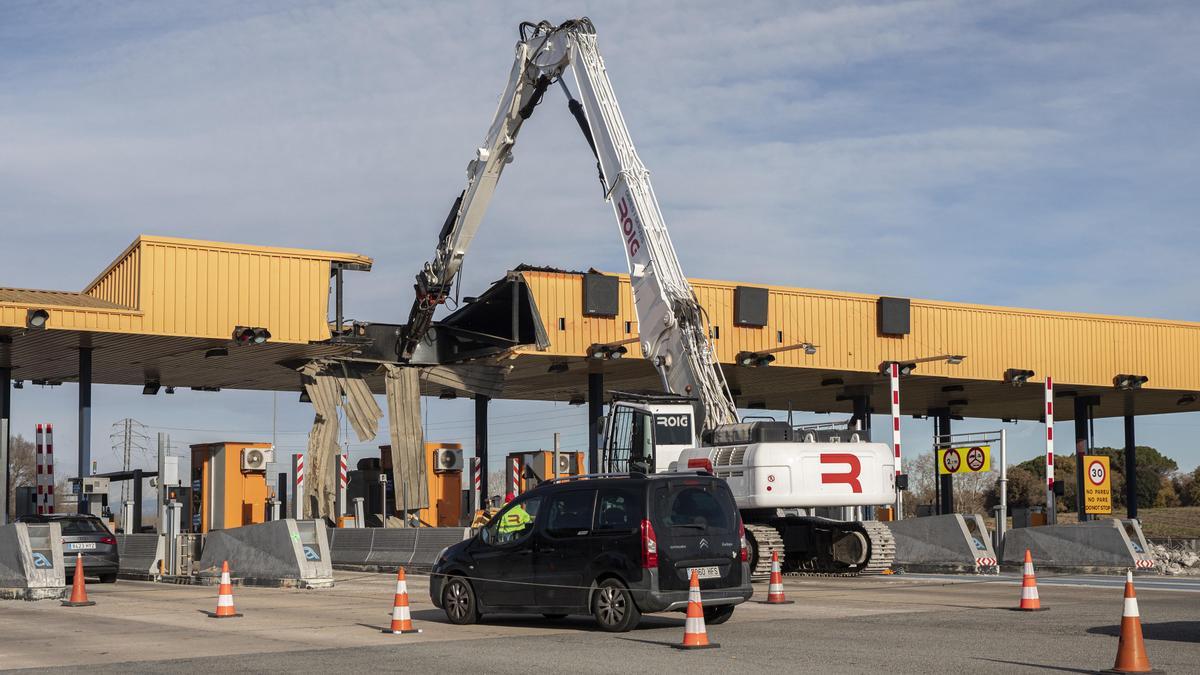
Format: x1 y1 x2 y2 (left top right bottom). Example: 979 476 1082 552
519 269 1200 391
85 242 141 309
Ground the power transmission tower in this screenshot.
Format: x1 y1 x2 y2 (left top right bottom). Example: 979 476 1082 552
109 419 151 503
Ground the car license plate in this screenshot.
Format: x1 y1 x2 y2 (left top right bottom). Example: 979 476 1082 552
687 566 720 580
68 542 97 551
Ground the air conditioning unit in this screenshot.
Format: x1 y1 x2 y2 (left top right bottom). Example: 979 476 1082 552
433 448 464 473
241 447 273 473
556 453 578 476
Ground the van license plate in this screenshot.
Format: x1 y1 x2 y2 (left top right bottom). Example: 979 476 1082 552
687 566 720 580
68 542 97 551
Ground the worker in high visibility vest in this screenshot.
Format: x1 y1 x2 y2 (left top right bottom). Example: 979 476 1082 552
498 501 532 536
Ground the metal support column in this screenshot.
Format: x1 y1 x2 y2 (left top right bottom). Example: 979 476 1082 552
277 471 288 519
588 372 604 473
78 347 93 514
1074 396 1089 520
1124 414 1138 520
132 468 143 532
334 266 344 336
0 360 10 524
850 395 872 432
936 411 953 515
474 395 489 503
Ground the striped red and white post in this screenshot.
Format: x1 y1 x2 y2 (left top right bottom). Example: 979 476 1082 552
292 453 305 519
35 424 44 514
337 452 349 519
510 456 520 501
45 424 54 514
1045 377 1055 522
890 363 903 519
470 457 482 512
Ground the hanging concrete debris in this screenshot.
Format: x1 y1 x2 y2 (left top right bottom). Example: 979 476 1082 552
301 361 384 519
385 364 428 523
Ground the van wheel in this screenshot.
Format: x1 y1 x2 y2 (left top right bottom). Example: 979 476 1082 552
442 576 479 625
704 605 735 625
99 574 118 584
592 579 640 632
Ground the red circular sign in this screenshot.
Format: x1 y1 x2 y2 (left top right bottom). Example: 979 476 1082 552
966 447 986 471
1088 459 1107 486
942 448 961 473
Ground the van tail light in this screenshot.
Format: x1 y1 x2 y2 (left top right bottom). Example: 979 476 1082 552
686 458 713 475
641 519 658 569
100 535 117 546
738 519 748 562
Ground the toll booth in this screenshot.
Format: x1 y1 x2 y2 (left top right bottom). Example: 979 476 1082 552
61 477 110 518
190 442 273 533
0 522 66 600
506 450 586 496
377 442 465 527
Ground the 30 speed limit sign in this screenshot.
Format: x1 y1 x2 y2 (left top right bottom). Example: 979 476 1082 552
1083 455 1112 515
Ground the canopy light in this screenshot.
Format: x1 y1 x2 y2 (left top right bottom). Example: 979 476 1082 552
25 309 49 330
142 380 161 396
587 344 628 360
191 386 220 392
164 386 175 395
232 326 272 345
299 390 311 403
1178 395 1196 406
820 378 844 387
1113 374 1148 390
12 380 23 389
547 363 569 374
1004 368 1035 386
568 396 586 406
205 347 229 358
439 389 457 400
947 355 966 365
878 362 917 377
736 351 775 368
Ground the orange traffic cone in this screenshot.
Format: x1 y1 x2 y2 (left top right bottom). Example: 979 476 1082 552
209 560 242 618
761 551 793 604
673 570 719 650
1016 549 1047 611
62 553 95 607
382 567 421 634
1101 572 1160 674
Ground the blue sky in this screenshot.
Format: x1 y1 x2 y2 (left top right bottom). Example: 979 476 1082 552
2 1 1198 491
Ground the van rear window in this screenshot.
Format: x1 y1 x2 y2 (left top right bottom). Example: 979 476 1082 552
655 484 735 532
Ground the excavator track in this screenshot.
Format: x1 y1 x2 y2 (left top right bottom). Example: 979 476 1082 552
746 517 895 578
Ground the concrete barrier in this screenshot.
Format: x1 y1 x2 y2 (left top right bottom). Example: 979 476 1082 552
884 514 998 574
197 519 334 588
0 522 67 600
1001 518 1154 573
329 526 469 572
116 533 165 579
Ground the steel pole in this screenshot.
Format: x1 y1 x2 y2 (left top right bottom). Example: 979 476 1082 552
0 363 9 522
1044 377 1056 524
588 372 603 473
1124 414 1137 520
997 428 1008 555
78 347 92 514
1074 397 1088 520
474 395 490 501
889 363 903 519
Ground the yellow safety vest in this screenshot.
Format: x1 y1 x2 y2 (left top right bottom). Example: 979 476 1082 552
498 504 532 534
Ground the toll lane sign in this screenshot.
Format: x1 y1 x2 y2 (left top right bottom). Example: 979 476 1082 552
1084 455 1112 515
937 445 992 475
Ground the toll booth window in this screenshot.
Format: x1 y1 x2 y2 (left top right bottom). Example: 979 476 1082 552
484 496 542 546
657 486 734 532
545 490 597 538
595 489 641 532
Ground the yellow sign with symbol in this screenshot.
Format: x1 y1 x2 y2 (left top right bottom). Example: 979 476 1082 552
1083 455 1112 515
937 445 992 475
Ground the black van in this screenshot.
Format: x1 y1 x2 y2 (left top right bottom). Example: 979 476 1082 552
430 472 752 631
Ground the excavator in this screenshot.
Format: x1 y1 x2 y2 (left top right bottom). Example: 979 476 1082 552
399 18 896 576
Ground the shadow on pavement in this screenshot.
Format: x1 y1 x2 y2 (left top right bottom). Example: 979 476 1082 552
1087 621 1200 643
973 657 1096 673
405 607 682 633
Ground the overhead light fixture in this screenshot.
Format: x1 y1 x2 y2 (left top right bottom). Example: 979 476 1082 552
801 342 818 355
898 363 916 377
820 378 844 387
12 380 23 389
439 389 457 400
941 385 964 393
587 343 628 360
299 390 311 403
232 326 272 345
948 399 969 407
25 309 49 330
1178 394 1196 406
205 347 229 358
164 386 175 395
1113 374 1148 391
1002 418 1016 424
547 363 569 374
1004 368 1035 386
190 386 221 392
568 396 585 406
142 380 161 396
878 362 916 377
947 355 965 365
736 351 775 367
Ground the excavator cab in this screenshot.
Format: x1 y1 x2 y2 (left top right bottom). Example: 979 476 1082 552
601 392 698 474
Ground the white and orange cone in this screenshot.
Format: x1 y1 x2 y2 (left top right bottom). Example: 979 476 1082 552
209 560 242 618
673 570 719 650
1016 549 1047 611
61 553 95 607
382 567 421 634
761 551 793 604
1100 571 1160 674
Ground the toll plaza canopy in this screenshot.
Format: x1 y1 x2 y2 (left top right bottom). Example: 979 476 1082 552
2 236 1199 421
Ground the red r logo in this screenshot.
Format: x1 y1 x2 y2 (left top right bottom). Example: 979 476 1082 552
820 453 862 493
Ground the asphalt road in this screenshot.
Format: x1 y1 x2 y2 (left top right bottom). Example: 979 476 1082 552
4 572 1197 673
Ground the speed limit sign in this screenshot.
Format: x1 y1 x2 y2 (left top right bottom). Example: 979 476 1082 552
1088 459 1107 486
1083 455 1112 514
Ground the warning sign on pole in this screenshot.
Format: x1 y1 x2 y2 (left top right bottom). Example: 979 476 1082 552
937 445 991 475
1083 455 1112 515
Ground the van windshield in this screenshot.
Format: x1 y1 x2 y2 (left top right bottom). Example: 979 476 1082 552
655 482 735 533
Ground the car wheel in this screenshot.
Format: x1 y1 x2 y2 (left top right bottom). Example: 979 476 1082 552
441 576 479 625
704 605 735 625
591 579 640 632
542 613 568 620
99 574 118 584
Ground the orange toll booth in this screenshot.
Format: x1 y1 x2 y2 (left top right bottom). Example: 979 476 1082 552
379 442 465 527
190 442 273 533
